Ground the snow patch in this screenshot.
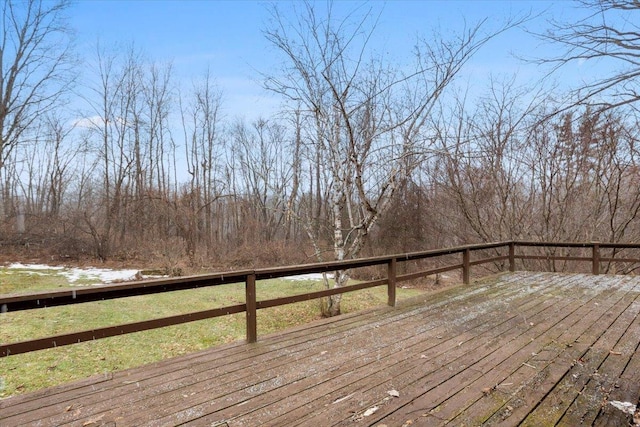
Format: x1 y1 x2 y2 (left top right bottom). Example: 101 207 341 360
62 267 140 283
6 263 140 284
8 263 64 271
283 273 333 281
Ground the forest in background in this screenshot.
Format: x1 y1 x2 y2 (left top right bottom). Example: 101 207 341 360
2 0 640 298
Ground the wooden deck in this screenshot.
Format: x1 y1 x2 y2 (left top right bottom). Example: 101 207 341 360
2 271 640 426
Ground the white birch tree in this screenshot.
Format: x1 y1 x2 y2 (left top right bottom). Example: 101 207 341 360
264 1 512 316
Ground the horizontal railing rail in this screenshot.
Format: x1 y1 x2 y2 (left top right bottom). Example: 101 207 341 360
2 240 640 357
511 240 640 275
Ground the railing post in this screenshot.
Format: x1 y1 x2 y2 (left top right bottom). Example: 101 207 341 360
246 273 257 343
509 242 515 272
387 258 396 307
592 242 600 275
462 248 470 285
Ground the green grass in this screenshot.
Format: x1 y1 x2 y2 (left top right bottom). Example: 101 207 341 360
1 269 71 294
0 269 423 398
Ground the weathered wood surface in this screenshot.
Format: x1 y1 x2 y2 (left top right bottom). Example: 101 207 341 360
1 272 639 426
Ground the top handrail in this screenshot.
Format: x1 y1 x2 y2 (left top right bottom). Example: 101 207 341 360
4 240 640 313
0 241 510 312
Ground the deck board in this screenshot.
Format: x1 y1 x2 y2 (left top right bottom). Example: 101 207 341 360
1 272 640 426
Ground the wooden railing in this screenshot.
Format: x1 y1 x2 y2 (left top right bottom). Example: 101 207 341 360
511 241 640 275
2 240 640 357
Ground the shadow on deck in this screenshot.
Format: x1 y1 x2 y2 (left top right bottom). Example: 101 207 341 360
1 272 640 426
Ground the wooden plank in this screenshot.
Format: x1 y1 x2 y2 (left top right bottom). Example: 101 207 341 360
264 292 568 425
462 275 640 427
97 276 527 426
0 372 112 410
288 274 591 426
361 275 638 427
592 319 640 426
187 274 563 426
593 376 640 427
517 287 640 425
558 300 640 425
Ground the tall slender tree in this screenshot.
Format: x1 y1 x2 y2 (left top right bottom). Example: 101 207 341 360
264 1 516 315
0 0 74 219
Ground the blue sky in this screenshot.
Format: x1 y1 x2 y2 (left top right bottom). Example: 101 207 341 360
67 1 587 119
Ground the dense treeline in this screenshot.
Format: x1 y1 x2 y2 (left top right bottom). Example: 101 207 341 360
2 0 640 314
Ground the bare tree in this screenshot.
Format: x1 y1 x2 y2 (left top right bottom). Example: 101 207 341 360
535 0 640 110
231 118 294 244
142 62 174 195
14 114 77 219
80 44 144 260
0 0 74 218
178 70 225 261
435 79 542 244
264 1 516 316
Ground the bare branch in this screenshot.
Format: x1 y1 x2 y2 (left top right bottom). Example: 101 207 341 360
531 0 640 111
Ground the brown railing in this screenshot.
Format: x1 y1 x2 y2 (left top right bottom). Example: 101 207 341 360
511 241 640 274
2 240 640 357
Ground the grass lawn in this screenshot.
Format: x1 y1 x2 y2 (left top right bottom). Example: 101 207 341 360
0 267 424 398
